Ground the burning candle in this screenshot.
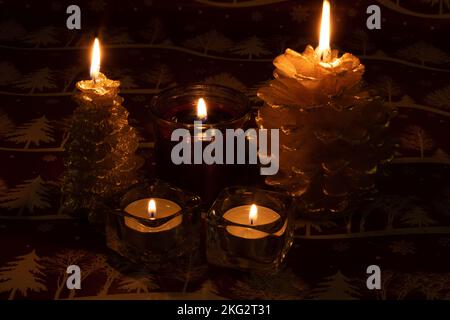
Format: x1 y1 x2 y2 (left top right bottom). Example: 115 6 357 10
223 204 285 239
64 37 141 220
105 181 202 270
258 0 364 108
254 0 393 216
205 187 294 272
124 198 182 233
169 96 233 124
76 38 122 98
150 85 254 206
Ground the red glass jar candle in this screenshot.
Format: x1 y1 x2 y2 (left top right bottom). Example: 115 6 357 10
150 84 254 206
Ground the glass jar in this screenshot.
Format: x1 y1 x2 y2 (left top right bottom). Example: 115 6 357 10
149 84 256 207
205 186 295 273
105 180 201 271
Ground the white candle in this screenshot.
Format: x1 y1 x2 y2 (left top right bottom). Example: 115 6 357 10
223 204 286 239
124 198 182 233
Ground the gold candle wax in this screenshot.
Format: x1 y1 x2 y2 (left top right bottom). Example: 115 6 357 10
256 0 394 214
62 37 141 219
224 204 286 239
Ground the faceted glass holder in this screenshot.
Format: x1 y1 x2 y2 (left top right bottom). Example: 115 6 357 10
105 180 201 271
205 186 294 273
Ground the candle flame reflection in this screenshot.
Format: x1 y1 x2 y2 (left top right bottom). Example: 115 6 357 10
197 98 207 120
249 204 257 225
148 198 156 219
317 0 331 62
90 38 101 81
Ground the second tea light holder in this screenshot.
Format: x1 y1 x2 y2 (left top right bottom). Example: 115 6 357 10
105 180 202 271
205 186 295 273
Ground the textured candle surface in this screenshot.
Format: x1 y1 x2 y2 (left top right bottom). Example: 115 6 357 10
257 45 394 214
62 72 141 220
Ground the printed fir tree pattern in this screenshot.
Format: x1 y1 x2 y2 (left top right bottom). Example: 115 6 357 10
375 76 402 104
0 250 47 300
43 249 94 299
399 125 435 158
0 179 7 195
118 272 159 294
96 256 123 296
396 42 449 66
232 36 271 59
290 4 310 23
60 66 82 93
0 61 21 86
15 67 57 93
309 271 360 300
422 0 450 15
0 110 14 138
184 30 233 55
6 116 54 148
229 269 306 300
143 64 174 89
0 175 51 215
203 73 246 92
23 26 59 48
140 18 166 44
348 30 374 56
426 85 450 110
400 206 437 228
0 19 25 41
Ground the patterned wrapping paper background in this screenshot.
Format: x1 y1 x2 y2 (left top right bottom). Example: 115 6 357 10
0 0 449 300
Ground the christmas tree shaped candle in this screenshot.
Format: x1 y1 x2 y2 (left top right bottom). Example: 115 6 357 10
257 1 395 215
62 38 142 222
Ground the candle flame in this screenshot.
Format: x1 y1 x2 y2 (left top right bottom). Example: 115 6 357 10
196 98 207 120
148 198 156 219
249 204 257 225
317 0 331 61
90 38 101 81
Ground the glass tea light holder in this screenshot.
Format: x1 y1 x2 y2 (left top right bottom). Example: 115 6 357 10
150 84 255 206
105 180 201 271
205 186 295 273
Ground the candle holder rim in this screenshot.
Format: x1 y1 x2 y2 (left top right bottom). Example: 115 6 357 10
150 83 251 128
112 207 185 227
113 179 201 210
206 185 293 233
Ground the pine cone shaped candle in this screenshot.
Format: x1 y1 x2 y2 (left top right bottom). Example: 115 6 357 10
257 2 395 215
62 39 142 222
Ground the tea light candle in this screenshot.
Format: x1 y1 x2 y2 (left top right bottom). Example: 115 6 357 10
124 198 182 233
223 204 286 239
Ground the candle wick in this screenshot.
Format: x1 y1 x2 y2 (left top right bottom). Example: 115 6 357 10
317 48 331 63
250 219 254 226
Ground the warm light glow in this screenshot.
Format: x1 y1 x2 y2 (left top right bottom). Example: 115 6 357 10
317 0 331 61
90 38 101 81
249 204 258 225
148 198 156 219
196 98 207 120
